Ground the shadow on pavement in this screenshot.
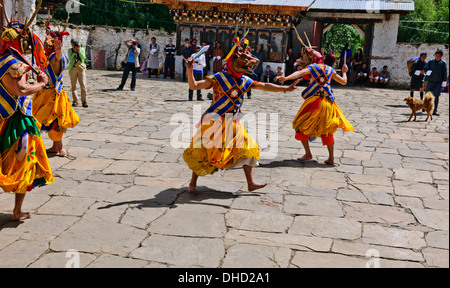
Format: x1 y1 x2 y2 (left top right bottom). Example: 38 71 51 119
97 187 255 211
259 159 336 169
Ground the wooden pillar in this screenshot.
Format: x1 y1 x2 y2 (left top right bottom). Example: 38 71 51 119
312 21 323 49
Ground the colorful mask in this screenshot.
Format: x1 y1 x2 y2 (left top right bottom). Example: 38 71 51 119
224 35 260 79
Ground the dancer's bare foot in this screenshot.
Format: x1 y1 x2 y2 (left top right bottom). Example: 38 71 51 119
324 158 335 166
248 183 267 192
298 154 313 161
188 184 198 195
12 211 31 221
46 146 59 154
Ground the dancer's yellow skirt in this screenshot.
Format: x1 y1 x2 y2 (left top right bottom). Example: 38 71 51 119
293 95 354 139
32 88 79 141
0 113 54 194
183 116 260 176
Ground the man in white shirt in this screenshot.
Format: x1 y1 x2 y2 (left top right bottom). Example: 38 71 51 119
188 46 206 101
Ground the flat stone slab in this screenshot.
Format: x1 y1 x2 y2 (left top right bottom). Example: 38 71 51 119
362 224 426 250
291 251 367 268
149 210 226 238
50 219 148 257
222 244 291 268
130 235 224 267
284 195 343 217
226 210 293 233
289 216 362 240
343 202 416 226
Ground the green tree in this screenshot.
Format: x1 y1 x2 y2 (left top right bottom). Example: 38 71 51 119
397 0 449 44
322 24 366 59
53 0 176 31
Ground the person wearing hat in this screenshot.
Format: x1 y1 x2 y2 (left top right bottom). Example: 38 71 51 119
68 38 88 107
409 53 427 99
424 50 447 116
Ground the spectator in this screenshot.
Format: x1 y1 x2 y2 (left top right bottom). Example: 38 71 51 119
424 49 448 116
246 46 255 99
254 44 265 81
181 38 193 82
285 48 296 77
117 39 140 91
409 52 427 99
202 42 212 76
379 65 391 88
163 38 176 79
352 48 365 73
324 49 336 68
264 65 275 83
274 66 284 84
147 37 160 78
212 41 224 73
320 47 326 58
188 45 205 101
68 38 88 107
354 63 370 87
339 43 352 72
369 67 380 87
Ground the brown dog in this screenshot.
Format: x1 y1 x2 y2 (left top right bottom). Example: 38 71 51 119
404 92 434 122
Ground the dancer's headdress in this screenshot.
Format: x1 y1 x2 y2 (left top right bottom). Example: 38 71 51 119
1 0 48 70
44 13 70 55
293 25 323 69
223 18 259 79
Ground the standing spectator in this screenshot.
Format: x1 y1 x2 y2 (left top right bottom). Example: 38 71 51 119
320 47 326 58
379 65 391 88
68 38 88 107
212 41 224 73
117 39 141 91
202 42 212 76
285 48 296 77
188 46 205 101
254 44 265 81
424 50 448 116
181 38 193 82
163 38 176 79
410 53 427 99
339 43 352 72
324 49 336 68
147 37 160 78
354 63 370 87
264 65 275 83
369 67 380 87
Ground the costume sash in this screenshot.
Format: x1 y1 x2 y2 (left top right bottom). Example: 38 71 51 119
45 52 69 94
302 63 335 102
0 54 33 119
201 72 253 120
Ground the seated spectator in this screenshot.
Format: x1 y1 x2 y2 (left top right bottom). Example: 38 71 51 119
379 65 391 88
355 63 370 87
324 49 336 68
264 65 275 83
274 66 284 84
369 67 380 87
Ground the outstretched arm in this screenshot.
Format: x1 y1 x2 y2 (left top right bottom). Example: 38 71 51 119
253 79 300 93
186 57 213 90
276 68 310 83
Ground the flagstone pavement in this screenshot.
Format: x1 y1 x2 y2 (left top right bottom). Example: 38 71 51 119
0 70 448 268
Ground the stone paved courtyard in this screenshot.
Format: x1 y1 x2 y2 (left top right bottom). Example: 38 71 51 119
0 70 448 268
